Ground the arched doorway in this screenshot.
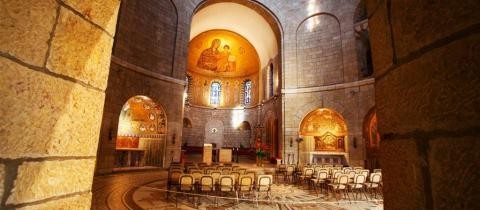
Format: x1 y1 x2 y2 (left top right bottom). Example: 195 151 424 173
363 107 380 170
264 111 279 161
115 96 167 168
299 108 348 165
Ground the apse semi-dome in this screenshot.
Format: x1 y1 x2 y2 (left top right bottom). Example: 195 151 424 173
188 30 260 78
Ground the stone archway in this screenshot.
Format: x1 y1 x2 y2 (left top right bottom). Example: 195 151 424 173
363 107 380 170
115 95 167 168
298 108 349 165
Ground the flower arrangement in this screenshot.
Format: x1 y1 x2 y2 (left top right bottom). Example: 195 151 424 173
255 138 269 166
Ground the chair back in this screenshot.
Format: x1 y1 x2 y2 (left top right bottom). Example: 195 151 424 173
221 167 232 174
179 174 194 191
238 175 253 192
332 171 342 182
353 166 363 170
257 175 272 192
210 170 222 182
304 167 314 176
286 165 295 175
360 169 370 177
354 174 366 184
231 171 241 183
338 174 349 184
204 167 216 174
317 171 328 179
347 171 356 180
314 166 323 173
219 175 235 192
370 173 382 183
200 175 214 191
169 171 182 185
237 168 247 174
373 169 382 173
190 170 203 181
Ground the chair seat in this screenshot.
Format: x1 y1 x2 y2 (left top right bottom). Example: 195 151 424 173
348 183 364 189
328 183 347 190
310 178 326 184
364 183 379 188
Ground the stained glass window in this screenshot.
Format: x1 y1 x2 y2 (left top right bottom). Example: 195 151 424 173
244 80 252 104
269 63 274 97
210 82 221 105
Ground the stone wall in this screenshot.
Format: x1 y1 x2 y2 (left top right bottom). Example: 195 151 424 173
366 0 480 209
183 106 258 148
113 0 177 77
95 59 185 174
94 0 197 174
187 72 259 108
0 0 120 208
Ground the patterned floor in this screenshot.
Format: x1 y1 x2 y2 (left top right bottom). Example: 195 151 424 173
92 169 383 210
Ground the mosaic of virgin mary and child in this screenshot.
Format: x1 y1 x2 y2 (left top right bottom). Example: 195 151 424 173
197 39 237 72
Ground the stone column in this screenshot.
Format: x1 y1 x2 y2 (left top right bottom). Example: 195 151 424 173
367 0 480 209
0 0 120 209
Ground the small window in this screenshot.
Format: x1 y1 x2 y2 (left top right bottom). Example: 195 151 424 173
269 63 274 97
244 80 252 105
210 82 221 105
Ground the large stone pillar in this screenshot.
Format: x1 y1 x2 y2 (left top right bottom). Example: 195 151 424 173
367 0 480 209
0 0 120 209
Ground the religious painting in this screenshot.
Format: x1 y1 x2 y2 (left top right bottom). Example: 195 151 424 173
197 39 237 72
188 29 260 78
300 108 348 137
363 108 381 148
314 133 337 151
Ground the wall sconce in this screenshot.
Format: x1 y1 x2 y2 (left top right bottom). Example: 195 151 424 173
289 138 293 147
172 133 176 145
353 137 357 148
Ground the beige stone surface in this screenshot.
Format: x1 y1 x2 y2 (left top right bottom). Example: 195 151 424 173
47 7 114 90
429 137 480 209
376 34 480 134
16 192 92 210
0 57 104 158
380 139 426 210
390 0 480 58
61 0 120 35
0 164 4 200
366 0 393 76
6 159 95 205
0 0 57 66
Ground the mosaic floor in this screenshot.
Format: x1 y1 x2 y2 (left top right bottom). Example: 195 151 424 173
92 168 383 210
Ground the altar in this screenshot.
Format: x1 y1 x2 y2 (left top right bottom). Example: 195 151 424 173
301 151 349 165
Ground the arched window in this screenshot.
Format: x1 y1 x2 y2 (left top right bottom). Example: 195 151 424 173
185 75 192 103
210 82 221 105
244 80 252 105
269 63 274 97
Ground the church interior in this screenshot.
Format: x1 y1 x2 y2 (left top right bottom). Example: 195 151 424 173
1 0 479 209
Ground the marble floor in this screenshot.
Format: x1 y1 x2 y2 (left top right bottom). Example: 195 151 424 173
92 161 383 210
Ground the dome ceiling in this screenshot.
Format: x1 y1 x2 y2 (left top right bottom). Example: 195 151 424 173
188 29 260 78
190 2 278 69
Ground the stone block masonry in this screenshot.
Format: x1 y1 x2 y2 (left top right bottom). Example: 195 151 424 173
0 0 120 209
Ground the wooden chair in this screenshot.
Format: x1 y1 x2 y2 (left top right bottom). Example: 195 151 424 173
328 174 350 202
348 174 368 200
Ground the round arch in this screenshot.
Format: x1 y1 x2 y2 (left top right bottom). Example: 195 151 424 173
298 108 349 165
115 95 168 168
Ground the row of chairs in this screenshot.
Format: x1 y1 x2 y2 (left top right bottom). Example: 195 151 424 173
171 172 273 207
311 171 383 201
